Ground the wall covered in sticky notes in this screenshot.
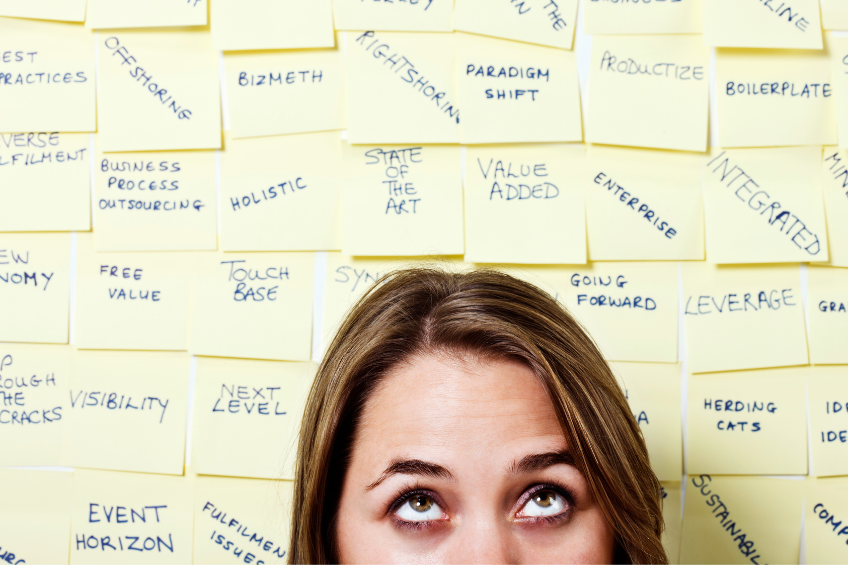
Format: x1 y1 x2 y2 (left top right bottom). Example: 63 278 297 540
1 2 847 563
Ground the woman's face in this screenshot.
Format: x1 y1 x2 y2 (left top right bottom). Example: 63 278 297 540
335 354 616 564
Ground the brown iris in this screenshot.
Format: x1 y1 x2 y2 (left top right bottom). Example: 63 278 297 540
410 495 433 513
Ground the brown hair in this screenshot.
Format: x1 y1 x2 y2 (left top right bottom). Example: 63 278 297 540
289 267 666 564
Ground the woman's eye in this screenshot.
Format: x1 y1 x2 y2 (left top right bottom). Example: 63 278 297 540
517 490 567 518
394 495 446 522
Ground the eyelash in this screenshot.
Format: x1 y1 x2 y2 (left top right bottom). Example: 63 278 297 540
515 483 577 525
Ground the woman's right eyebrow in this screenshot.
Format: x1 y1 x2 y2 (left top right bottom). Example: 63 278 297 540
365 459 455 491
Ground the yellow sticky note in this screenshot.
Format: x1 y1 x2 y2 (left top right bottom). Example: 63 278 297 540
86 0 207 29
820 148 848 268
808 367 848 477
221 132 342 252
0 469 72 565
511 262 678 363
71 469 193 564
0 1 84 21
0 233 69 344
680 475 802 564
585 145 705 261
192 357 315 480
194 476 293 564
0 344 70 466
822 0 848 30
225 42 345 139
453 0 577 50
0 133 90 232
587 35 709 152
346 31 459 144
703 147 829 264
682 263 808 373
189 251 314 361
611 362 682 482
662 482 682 564
716 47 836 148
808 267 848 365
96 29 221 152
687 368 807 475
702 0 822 49
583 0 702 35
67 351 188 475
341 143 464 256
831 38 848 150
0 19 94 132
333 0 453 31
93 144 217 252
211 0 334 51
75 234 197 351
464 144 586 264
806 478 848 563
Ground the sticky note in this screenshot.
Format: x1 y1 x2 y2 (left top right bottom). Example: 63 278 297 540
71 469 193 563
583 0 702 35
680 475 802 564
194 476 293 564
221 132 342 252
587 35 709 152
86 0 207 29
456 33 581 144
702 0 822 49
75 234 197 351
831 38 848 150
820 148 848 268
822 0 848 30
333 0 453 31
189 251 314 362
453 0 578 50
703 147 829 264
211 0 334 51
0 133 90 232
611 362 682 482
93 143 217 252
464 144 586 264
682 263 808 373
585 145 705 261
808 267 848 365
687 368 807 475
0 469 72 565
808 367 848 477
0 344 70 466
806 478 848 563
716 47 836 148
346 31 459 144
662 482 682 564
0 233 70 344
192 357 315 480
225 42 345 139
0 18 95 132
511 262 678 363
67 351 189 475
341 143 464 256
96 29 221 152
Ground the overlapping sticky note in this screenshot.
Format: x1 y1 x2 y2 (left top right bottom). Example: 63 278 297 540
220 132 342 252
464 144 586 264
453 0 578 50
333 0 453 31
346 32 459 144
71 469 193 564
189 251 314 361
585 145 704 261
456 33 582 144
211 0 334 51
612 362 682 482
687 368 807 476
583 0 702 35
806 478 848 564
703 147 829 263
831 38 848 149
93 142 217 251
341 143 464 256
0 344 70 466
0 233 70 344
662 482 682 564
702 0 823 49
716 47 836 148
192 357 315 480
822 0 848 30
820 148 848 267
0 0 84 21
808 367 848 477
67 351 189 475
587 35 708 152
808 267 848 365
680 475 802 564
96 29 221 152
86 0 207 29
682 263 808 373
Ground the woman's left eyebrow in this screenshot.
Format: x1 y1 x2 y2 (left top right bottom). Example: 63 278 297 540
508 449 575 475
365 458 454 491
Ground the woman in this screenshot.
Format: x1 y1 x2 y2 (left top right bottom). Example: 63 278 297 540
290 268 666 564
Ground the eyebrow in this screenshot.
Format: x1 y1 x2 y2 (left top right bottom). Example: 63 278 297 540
365 459 455 491
508 449 576 475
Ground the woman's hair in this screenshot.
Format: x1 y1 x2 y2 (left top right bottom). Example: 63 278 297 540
289 267 666 564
